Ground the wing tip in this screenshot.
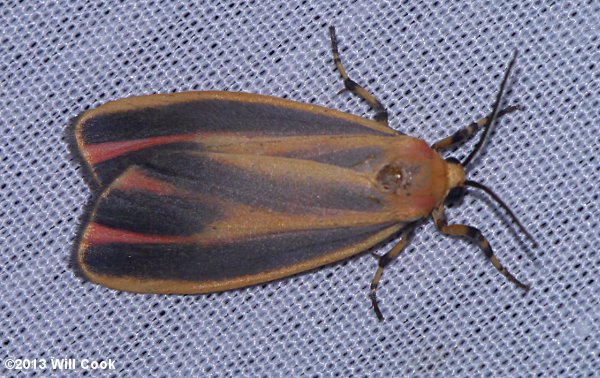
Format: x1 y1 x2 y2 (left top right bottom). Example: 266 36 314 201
67 111 104 192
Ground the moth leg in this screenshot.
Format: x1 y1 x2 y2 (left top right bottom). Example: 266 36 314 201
329 26 389 125
432 204 530 291
370 225 415 321
431 105 521 151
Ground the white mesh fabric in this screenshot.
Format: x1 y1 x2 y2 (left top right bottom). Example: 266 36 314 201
1 1 598 377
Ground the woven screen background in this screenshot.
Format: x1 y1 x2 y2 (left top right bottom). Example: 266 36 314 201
1 0 598 376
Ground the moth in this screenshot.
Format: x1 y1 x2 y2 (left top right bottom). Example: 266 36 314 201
72 27 535 320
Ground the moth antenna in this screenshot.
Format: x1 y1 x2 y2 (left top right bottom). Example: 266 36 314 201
464 180 538 247
463 50 518 167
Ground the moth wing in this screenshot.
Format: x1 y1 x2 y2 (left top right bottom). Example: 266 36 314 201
76 150 408 293
73 91 397 187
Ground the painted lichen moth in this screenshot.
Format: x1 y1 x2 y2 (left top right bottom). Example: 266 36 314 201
72 26 536 320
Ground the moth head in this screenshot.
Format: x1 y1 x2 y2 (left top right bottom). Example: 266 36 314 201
444 157 466 207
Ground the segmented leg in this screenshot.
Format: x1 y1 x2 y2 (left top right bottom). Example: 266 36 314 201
370 225 415 321
432 204 530 291
431 105 521 151
329 26 389 125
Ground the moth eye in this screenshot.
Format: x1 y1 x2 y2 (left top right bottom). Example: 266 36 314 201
376 164 404 192
446 186 466 207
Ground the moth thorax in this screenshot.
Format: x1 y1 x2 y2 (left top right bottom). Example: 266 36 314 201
376 163 408 193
